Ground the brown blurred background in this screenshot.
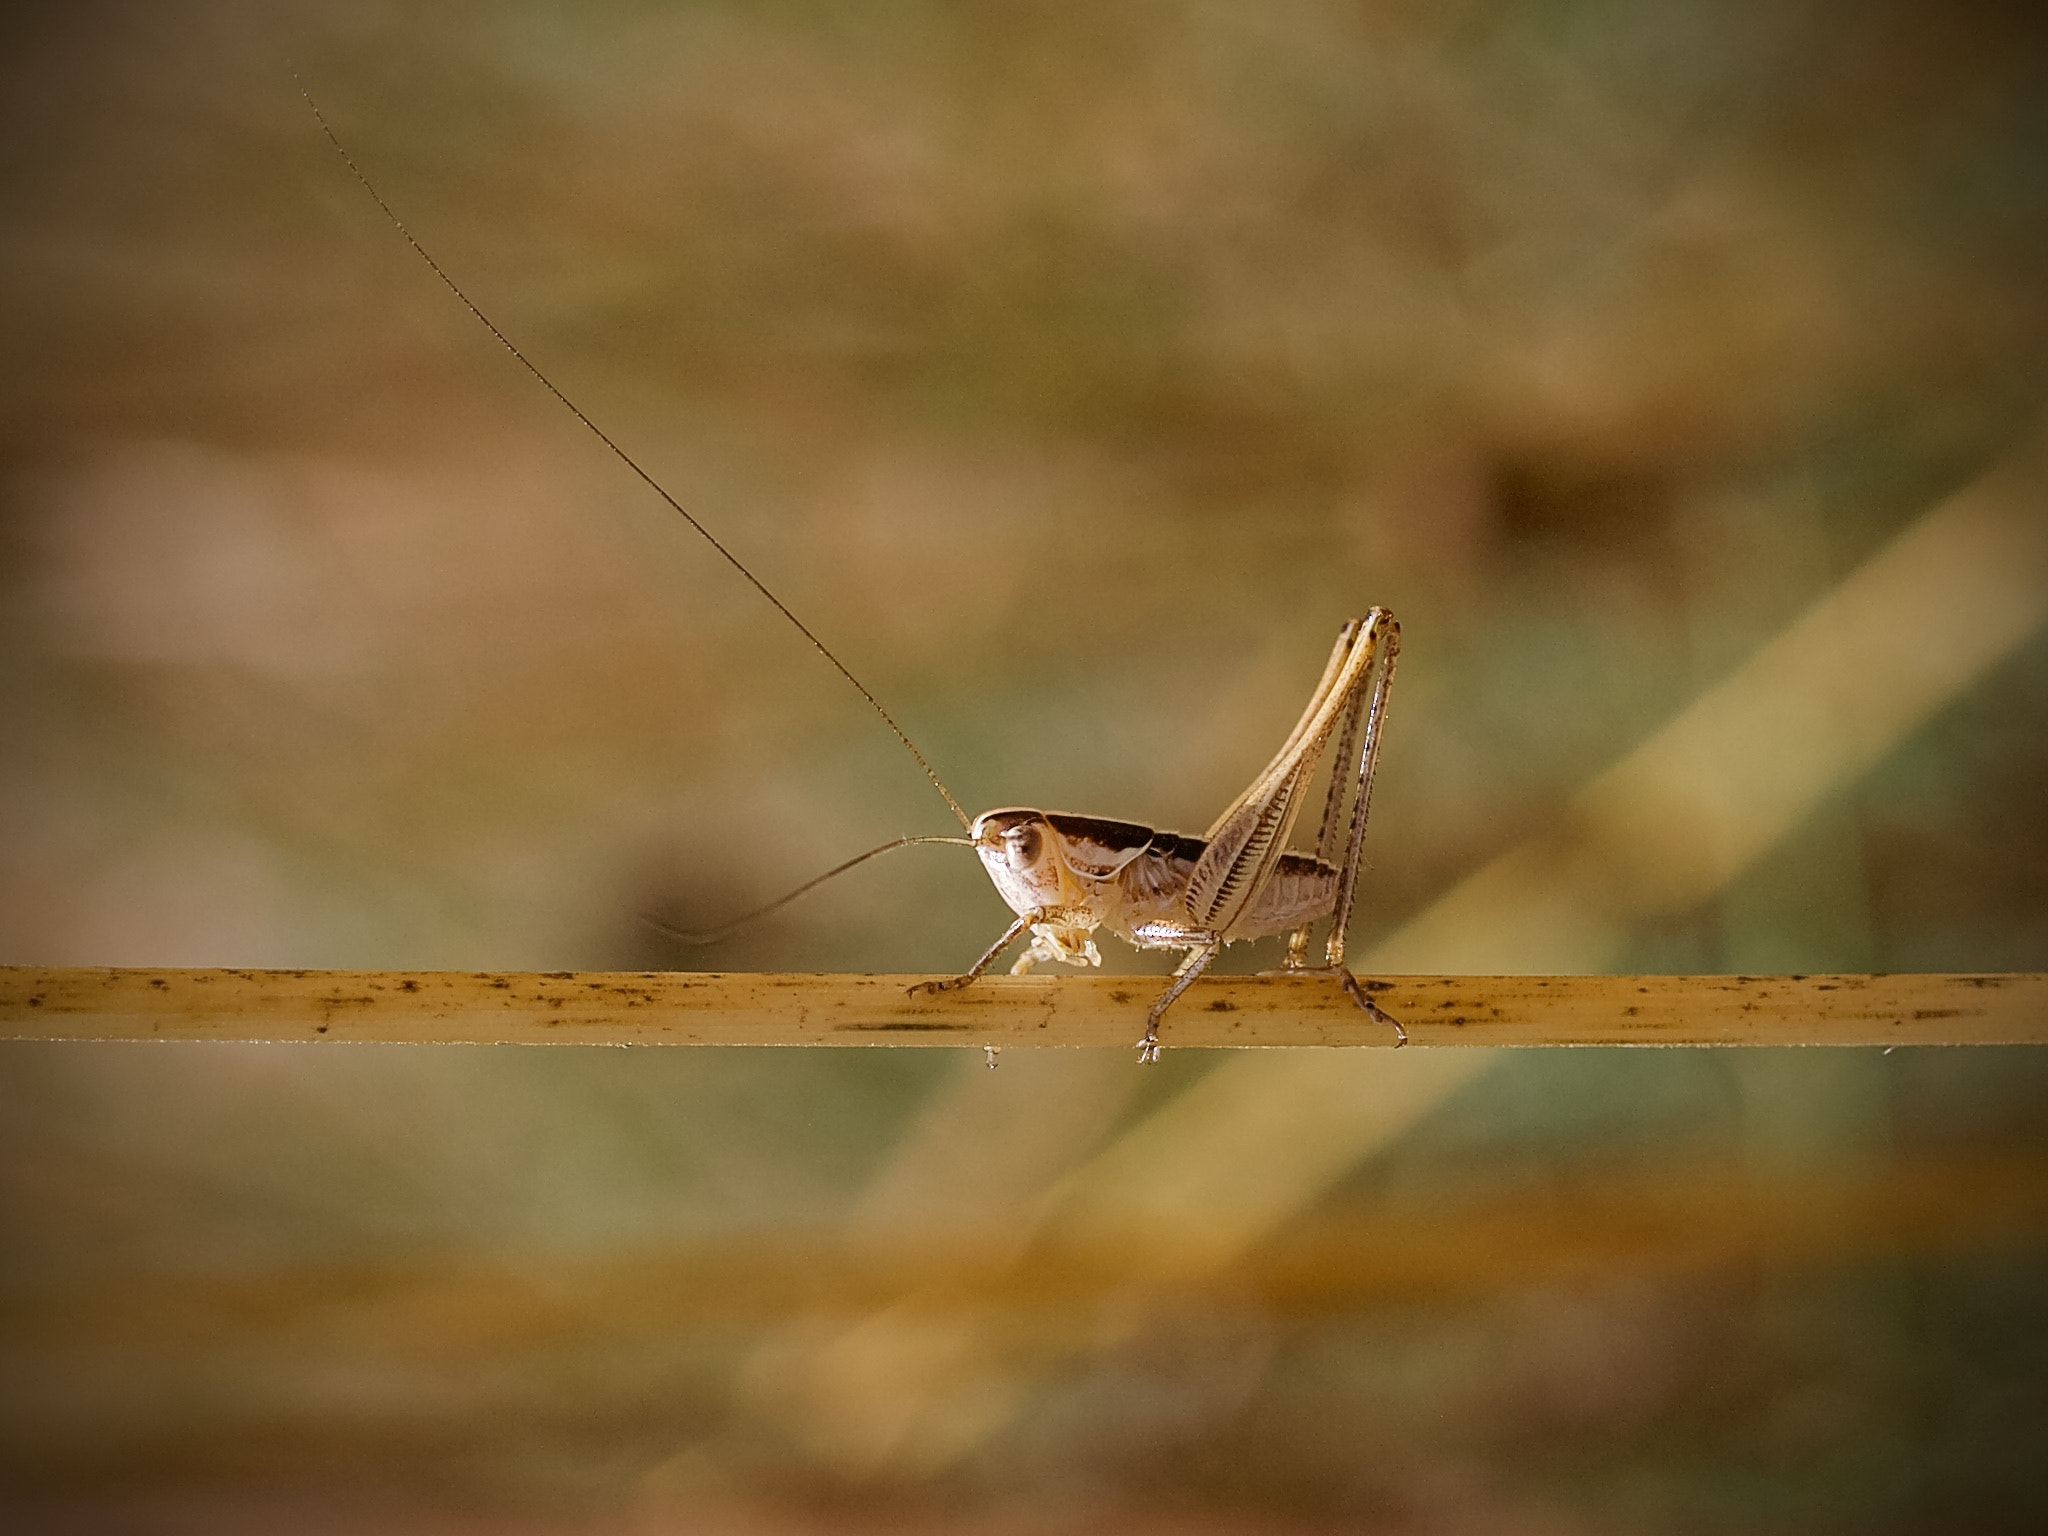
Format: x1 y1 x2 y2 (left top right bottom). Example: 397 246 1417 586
2 1 2046 1531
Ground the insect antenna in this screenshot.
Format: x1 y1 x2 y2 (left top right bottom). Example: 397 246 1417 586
643 835 975 945
297 79 973 832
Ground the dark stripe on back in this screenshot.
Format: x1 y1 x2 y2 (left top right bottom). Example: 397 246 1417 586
1045 812 1172 852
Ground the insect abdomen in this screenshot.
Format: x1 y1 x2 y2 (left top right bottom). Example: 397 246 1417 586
1112 842 1336 946
1232 852 1341 939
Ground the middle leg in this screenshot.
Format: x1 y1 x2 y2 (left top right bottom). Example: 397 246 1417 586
1137 937 1222 1064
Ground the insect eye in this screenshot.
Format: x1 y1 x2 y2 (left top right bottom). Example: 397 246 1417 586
1005 827 1043 869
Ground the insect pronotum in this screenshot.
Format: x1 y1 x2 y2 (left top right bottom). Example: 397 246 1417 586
301 84 1406 1062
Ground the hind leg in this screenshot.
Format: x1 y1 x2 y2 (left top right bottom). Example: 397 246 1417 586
1254 960 1407 1045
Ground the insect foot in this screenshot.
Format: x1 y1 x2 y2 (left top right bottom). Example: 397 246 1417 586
1135 1032 1163 1065
1339 970 1408 1045
1264 966 1408 1045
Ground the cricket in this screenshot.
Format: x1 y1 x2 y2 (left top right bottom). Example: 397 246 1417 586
303 86 1406 1062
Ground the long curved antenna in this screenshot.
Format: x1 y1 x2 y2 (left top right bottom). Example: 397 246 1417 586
643 835 974 945
297 79 972 832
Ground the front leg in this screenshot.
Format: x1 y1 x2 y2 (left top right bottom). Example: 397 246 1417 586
1136 937 1222 1064
906 912 1036 1000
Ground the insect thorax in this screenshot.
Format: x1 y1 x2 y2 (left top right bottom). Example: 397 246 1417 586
972 807 1338 950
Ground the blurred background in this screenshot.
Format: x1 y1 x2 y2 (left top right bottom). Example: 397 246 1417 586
2 0 2047 1531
